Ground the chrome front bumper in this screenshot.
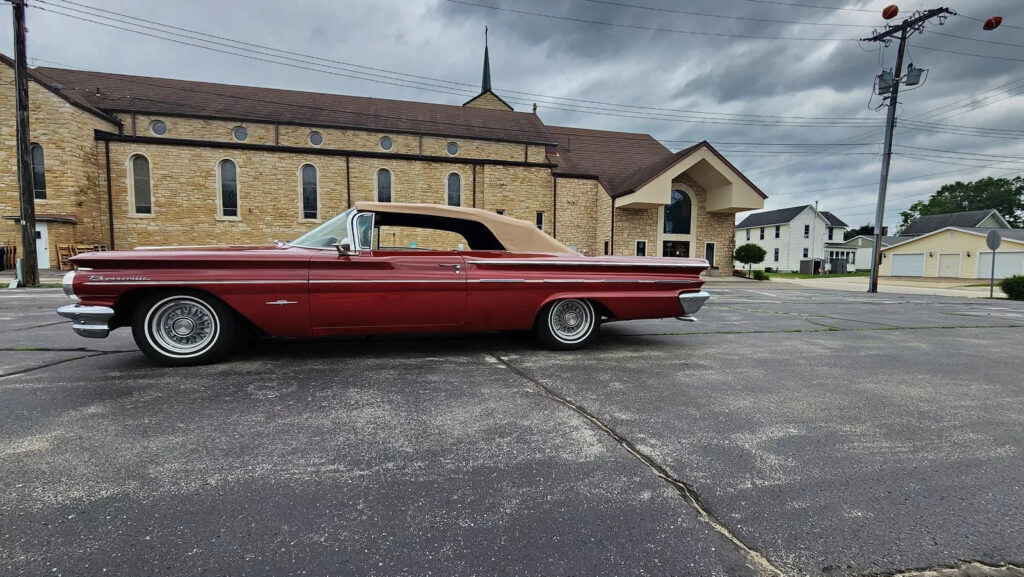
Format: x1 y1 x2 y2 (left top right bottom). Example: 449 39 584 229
56 304 115 338
677 290 711 321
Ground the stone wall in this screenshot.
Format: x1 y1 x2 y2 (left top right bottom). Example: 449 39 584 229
0 64 119 267
554 177 599 255
125 113 536 163
613 207 659 256
462 92 513 111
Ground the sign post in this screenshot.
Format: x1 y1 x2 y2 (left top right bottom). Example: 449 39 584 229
986 229 1002 298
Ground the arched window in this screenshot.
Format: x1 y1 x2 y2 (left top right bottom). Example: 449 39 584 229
376 168 392 202
300 164 318 220
664 189 692 235
218 159 239 218
446 172 461 207
128 154 151 215
30 144 46 200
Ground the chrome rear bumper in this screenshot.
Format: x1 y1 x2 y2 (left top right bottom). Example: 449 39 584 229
56 304 115 338
677 290 711 321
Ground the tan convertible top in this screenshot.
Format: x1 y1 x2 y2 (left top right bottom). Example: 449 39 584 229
355 202 575 254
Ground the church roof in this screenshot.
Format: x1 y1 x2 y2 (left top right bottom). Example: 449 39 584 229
32 66 554 145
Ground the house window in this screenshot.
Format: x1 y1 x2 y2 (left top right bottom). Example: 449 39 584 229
446 141 460 156
129 154 151 215
604 241 609 255
496 209 505 215
149 120 167 136
218 159 239 218
759 227 765 240
745 229 750 241
851 252 856 264
379 136 393 151
308 131 323 146
376 168 392 202
828 227 834 240
635 240 646 257
773 248 779 262
446 173 461 207
663 189 692 235
803 248 809 258
775 225 780 239
30 144 46 200
536 211 544 230
300 164 318 220
232 126 248 141
803 224 810 238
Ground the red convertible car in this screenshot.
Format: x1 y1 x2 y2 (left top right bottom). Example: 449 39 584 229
57 202 710 365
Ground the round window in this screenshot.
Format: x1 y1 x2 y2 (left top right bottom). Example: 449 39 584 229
446 141 459 156
379 136 393 151
150 120 167 136
233 126 248 141
308 131 323 146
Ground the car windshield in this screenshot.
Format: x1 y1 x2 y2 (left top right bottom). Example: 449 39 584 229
290 208 353 248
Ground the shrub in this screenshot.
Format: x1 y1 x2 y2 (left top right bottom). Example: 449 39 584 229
1000 275 1024 300
752 270 770 281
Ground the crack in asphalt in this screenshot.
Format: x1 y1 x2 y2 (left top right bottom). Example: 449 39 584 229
855 560 1024 577
491 353 785 577
614 324 1024 338
0 350 133 380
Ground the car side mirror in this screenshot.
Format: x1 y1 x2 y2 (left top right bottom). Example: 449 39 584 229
334 239 357 257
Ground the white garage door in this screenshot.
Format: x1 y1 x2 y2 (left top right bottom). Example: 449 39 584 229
977 251 1024 279
891 253 925 276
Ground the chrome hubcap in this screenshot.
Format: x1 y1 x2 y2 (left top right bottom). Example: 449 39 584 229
549 299 593 343
148 297 218 356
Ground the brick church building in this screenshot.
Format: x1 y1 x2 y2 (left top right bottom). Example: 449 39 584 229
1 47 765 272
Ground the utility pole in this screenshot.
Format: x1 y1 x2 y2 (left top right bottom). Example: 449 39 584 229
862 7 953 293
11 0 39 286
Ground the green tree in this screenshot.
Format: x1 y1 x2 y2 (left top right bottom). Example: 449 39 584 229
844 223 875 241
898 176 1024 232
734 243 766 275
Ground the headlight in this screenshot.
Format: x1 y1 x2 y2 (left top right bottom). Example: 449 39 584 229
62 270 79 301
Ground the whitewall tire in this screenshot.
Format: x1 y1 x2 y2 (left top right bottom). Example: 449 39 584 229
132 291 236 366
536 298 599 350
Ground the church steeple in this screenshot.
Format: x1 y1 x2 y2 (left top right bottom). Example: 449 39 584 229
463 26 513 111
481 26 492 93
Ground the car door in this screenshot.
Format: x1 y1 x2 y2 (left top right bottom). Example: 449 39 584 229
308 249 467 335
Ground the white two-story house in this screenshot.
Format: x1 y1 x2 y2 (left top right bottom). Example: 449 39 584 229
734 205 849 272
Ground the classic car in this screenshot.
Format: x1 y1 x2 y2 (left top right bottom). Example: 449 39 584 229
57 202 710 365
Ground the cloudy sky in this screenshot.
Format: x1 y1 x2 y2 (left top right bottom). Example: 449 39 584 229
3 0 1023 230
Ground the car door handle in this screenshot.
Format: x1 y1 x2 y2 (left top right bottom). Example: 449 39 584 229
439 263 462 274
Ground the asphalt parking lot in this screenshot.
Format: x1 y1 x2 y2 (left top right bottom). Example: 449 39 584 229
2 286 1023 577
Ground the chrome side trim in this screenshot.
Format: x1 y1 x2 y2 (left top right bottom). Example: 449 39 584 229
266 300 298 305
81 280 307 286
466 259 710 268
56 304 115 339
478 279 526 283
309 279 465 284
678 290 712 316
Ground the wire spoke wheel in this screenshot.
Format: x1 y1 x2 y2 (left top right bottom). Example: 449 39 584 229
542 299 597 347
145 296 220 358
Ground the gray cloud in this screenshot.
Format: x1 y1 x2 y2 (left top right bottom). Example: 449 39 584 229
2 0 1022 228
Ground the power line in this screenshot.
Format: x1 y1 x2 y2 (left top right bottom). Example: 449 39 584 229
913 44 1024 63
445 0 856 41
39 0 893 126
729 0 876 14
576 0 875 27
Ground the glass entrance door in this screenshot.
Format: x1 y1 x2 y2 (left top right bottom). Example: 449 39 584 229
662 241 690 258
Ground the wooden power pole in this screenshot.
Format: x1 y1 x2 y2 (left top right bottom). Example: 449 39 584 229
861 7 953 293
11 0 39 286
